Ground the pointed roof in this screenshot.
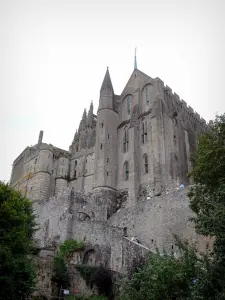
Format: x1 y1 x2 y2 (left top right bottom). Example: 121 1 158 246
88 101 93 114
121 68 152 97
82 109 87 122
100 67 114 93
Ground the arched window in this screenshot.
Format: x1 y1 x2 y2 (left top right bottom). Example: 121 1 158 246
141 120 148 144
146 86 150 105
123 127 129 153
127 96 131 115
124 161 129 180
144 154 148 174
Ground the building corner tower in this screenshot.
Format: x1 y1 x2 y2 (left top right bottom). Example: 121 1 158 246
93 68 119 220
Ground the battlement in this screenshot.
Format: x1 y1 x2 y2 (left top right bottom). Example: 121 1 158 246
163 84 208 129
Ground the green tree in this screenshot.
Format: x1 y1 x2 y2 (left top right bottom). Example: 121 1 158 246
0 182 37 300
188 114 225 260
118 114 225 300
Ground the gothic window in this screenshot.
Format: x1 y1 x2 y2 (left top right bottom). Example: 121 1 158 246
127 96 131 115
141 120 148 144
123 127 129 153
144 154 148 174
146 86 150 105
124 161 129 180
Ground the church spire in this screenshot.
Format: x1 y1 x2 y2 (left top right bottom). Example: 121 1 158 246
100 67 114 93
134 48 137 69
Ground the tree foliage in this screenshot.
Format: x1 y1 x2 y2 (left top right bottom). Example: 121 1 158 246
118 113 225 300
188 114 225 260
118 241 225 300
0 182 37 300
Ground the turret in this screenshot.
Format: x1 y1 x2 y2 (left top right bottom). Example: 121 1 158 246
98 68 114 110
55 156 69 196
32 147 53 202
93 68 119 219
87 102 94 127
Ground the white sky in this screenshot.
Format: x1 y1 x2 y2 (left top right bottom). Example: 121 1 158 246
0 0 225 182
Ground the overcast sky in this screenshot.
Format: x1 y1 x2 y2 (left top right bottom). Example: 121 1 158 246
0 0 224 182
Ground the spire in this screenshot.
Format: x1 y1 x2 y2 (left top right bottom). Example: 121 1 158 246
82 109 87 122
87 101 94 126
134 48 137 69
100 67 114 93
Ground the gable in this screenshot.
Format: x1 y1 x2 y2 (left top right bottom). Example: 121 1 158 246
120 69 153 100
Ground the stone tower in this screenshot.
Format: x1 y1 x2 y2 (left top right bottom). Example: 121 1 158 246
93 68 119 219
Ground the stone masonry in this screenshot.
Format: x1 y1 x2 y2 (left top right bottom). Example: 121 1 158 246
10 63 210 275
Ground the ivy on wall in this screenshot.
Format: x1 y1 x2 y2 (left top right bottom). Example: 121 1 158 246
52 239 85 288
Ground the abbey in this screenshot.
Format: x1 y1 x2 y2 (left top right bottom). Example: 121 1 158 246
10 65 208 204
10 63 209 277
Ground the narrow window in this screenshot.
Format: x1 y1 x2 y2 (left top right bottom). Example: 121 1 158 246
100 143 103 150
141 120 148 144
146 86 150 104
108 134 110 139
30 186 32 191
126 129 129 151
123 130 126 153
107 171 109 176
101 122 104 128
107 158 109 163
125 161 129 180
75 160 77 166
142 122 145 144
85 169 87 173
35 158 37 164
123 128 129 153
74 170 77 179
144 154 148 174
127 96 130 115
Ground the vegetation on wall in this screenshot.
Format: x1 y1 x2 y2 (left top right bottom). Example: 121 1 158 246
0 182 37 300
117 113 225 300
52 239 85 288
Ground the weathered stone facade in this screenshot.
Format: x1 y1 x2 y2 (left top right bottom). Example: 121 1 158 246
10 65 210 277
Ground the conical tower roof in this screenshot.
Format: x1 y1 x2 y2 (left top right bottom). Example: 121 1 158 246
100 67 114 93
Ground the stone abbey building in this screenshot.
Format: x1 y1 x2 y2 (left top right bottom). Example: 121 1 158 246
10 62 209 278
